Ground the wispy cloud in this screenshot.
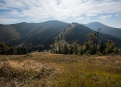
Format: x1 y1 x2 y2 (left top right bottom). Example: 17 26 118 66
0 0 121 27
99 14 112 19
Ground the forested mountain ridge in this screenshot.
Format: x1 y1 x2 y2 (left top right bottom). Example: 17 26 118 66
55 23 121 47
85 22 121 39
0 20 121 47
0 25 21 42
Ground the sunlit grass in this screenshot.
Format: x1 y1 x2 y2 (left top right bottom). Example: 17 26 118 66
0 52 121 87
52 62 121 87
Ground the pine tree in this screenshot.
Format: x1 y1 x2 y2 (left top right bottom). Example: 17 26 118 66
58 43 61 54
0 42 9 55
8 46 15 55
105 40 115 54
99 42 105 54
79 47 83 55
72 41 78 54
68 44 73 54
63 44 68 54
88 32 97 54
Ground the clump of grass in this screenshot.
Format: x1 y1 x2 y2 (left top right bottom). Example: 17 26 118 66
0 60 57 87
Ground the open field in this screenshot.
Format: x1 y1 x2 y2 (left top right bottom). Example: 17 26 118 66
0 52 121 87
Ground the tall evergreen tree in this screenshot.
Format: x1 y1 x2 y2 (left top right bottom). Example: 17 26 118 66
72 41 78 54
63 44 68 54
8 46 15 55
0 42 9 55
99 42 106 54
105 40 115 54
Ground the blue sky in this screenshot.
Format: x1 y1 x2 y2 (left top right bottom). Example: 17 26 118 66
0 0 121 28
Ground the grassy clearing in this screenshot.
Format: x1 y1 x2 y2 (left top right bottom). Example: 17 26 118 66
0 52 121 87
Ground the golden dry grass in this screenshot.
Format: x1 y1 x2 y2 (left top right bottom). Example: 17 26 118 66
0 52 121 87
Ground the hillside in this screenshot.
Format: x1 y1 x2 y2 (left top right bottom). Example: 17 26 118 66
0 20 121 47
85 22 121 39
0 25 21 42
25 20 70 45
55 23 121 46
59 23 93 44
0 20 69 45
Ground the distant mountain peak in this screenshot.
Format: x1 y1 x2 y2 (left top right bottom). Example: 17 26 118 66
87 22 106 26
85 22 121 39
44 20 63 23
46 20 59 22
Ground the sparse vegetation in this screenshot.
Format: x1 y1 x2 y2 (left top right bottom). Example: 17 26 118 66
51 32 121 55
0 52 121 87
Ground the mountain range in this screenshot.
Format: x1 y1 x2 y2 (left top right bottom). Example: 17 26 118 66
0 20 121 47
85 22 121 39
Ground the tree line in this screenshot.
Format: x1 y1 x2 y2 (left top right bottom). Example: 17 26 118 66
51 32 121 55
0 31 121 55
0 42 47 55
0 42 27 55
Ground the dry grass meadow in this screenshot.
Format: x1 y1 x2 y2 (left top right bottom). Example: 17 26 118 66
0 52 121 87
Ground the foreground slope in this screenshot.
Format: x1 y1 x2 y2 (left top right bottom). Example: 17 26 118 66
0 53 121 87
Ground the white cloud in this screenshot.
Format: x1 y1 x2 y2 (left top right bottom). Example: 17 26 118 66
0 0 121 23
99 14 112 19
0 17 20 24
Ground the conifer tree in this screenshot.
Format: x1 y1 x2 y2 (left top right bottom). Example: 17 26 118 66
63 44 68 54
105 40 115 54
0 42 9 55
